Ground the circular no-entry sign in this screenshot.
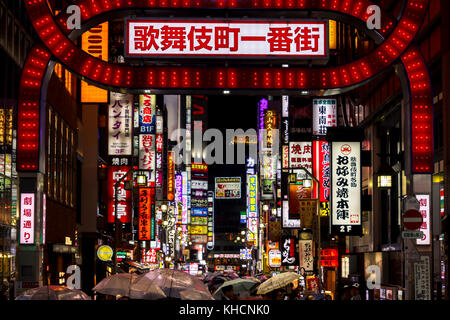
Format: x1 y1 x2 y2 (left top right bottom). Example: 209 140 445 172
402 210 423 230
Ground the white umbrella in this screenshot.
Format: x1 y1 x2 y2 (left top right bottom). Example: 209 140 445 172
256 272 300 295
137 268 213 300
214 278 260 298
93 273 138 297
16 286 91 300
128 275 167 300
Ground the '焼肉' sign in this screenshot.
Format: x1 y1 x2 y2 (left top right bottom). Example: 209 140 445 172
126 20 328 58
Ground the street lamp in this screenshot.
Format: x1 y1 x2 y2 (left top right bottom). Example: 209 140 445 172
136 172 147 186
376 163 395 188
161 204 168 212
262 204 269 212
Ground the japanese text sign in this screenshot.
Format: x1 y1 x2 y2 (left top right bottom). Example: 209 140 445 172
139 134 156 186
289 141 312 171
313 140 331 202
281 236 298 266
416 194 430 245
139 94 156 134
126 20 328 58
107 166 131 223
247 174 258 244
313 99 337 135
139 188 155 240
20 193 35 244
215 177 241 199
331 141 362 235
299 240 314 272
108 92 133 156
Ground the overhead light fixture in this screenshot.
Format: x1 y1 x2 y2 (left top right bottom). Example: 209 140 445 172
282 64 289 68
376 163 396 188
161 204 168 212
223 90 230 94
301 90 308 95
136 173 147 186
303 179 312 188
263 204 269 211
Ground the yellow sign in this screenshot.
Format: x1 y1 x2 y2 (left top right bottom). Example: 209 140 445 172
97 245 113 261
329 20 337 50
81 22 109 103
189 225 207 235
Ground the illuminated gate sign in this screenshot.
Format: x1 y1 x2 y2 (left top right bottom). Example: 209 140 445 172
330 141 362 235
126 20 328 58
108 92 133 156
20 193 35 244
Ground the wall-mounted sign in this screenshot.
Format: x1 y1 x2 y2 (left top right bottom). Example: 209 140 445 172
20 193 35 244
139 134 156 185
81 23 109 103
97 245 113 262
268 249 282 268
215 177 241 199
107 166 131 223
189 225 207 235
416 194 430 245
139 94 156 134
312 99 337 135
330 141 361 235
191 180 208 190
191 208 208 217
282 199 300 229
126 20 328 58
321 248 338 267
313 140 330 202
289 141 312 171
247 175 258 244
281 236 298 266
414 255 431 300
108 92 133 156
139 188 155 240
299 240 314 272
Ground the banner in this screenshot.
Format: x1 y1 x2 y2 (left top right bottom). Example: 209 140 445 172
299 240 314 272
108 92 133 156
330 141 362 235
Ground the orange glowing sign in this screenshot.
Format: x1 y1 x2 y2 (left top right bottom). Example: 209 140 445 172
81 22 109 103
167 151 175 201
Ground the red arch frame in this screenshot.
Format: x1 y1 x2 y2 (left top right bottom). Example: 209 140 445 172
18 0 433 174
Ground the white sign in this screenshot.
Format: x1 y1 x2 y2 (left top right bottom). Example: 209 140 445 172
126 20 328 57
282 96 289 117
108 92 133 155
299 240 314 272
20 193 35 244
191 180 208 190
312 99 337 135
289 141 312 171
416 194 430 245
414 256 431 300
268 249 282 268
215 177 241 199
331 141 361 235
282 199 300 228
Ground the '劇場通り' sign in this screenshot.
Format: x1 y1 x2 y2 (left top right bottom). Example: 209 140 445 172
126 20 328 58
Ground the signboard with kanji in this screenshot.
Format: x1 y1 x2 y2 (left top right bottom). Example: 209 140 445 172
414 256 431 300
126 20 328 58
139 188 155 241
20 193 35 244
289 141 312 171
330 141 362 235
139 134 156 186
299 240 314 272
416 194 430 245
108 92 133 156
247 174 258 244
215 177 241 199
107 166 131 223
313 140 330 202
281 236 298 266
139 94 156 134
312 99 337 135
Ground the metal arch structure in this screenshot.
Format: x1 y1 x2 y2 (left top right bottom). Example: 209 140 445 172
18 0 433 176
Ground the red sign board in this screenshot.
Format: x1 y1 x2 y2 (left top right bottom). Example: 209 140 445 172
320 248 338 267
107 166 132 223
313 140 330 202
403 209 423 231
139 188 155 240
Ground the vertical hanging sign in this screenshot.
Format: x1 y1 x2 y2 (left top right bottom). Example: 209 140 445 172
107 166 132 223
108 92 133 156
313 140 331 202
330 141 362 235
139 94 156 134
246 175 258 245
312 99 337 135
20 193 35 244
416 194 430 245
139 188 155 241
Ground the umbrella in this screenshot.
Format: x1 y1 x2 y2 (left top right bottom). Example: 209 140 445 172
16 286 91 300
93 273 138 297
137 269 214 300
180 289 215 300
128 276 167 300
214 278 260 299
203 271 223 282
256 272 300 295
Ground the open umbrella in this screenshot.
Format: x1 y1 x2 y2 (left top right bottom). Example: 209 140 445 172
137 269 213 300
93 273 138 297
256 272 300 295
214 278 260 299
128 276 167 300
16 286 91 300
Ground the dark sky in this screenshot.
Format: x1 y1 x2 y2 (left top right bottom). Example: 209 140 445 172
207 95 259 234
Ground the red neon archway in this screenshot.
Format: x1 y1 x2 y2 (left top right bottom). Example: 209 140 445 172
18 0 433 174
